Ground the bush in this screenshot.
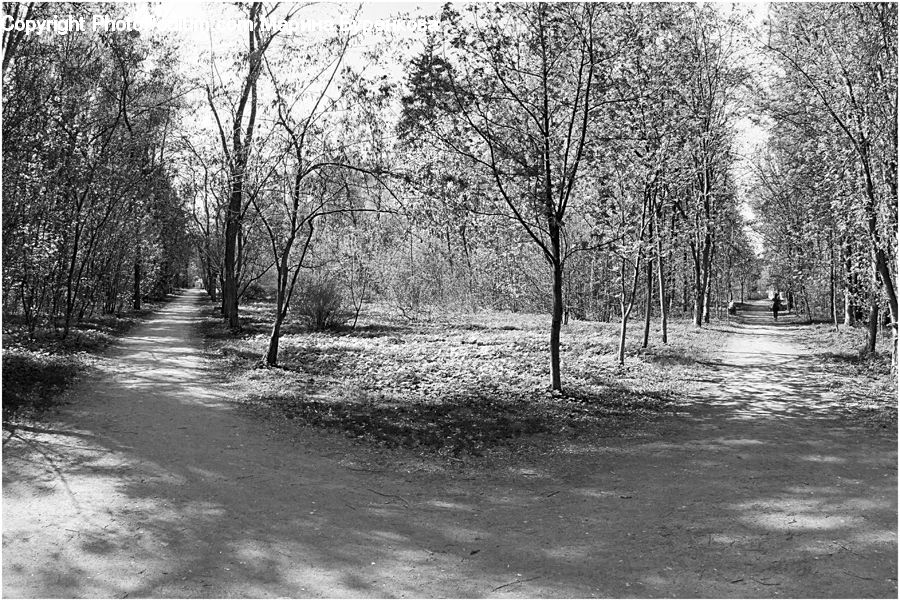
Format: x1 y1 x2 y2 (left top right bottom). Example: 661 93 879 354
296 276 348 331
242 282 271 301
388 263 434 321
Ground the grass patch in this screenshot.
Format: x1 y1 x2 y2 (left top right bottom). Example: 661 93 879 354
241 378 675 458
201 301 720 456
203 299 898 454
795 323 897 426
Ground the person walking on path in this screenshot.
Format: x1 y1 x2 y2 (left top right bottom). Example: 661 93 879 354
772 293 782 321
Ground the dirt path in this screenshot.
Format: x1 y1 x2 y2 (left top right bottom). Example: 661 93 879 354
3 291 896 597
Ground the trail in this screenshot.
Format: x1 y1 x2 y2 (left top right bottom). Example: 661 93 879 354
3 291 896 597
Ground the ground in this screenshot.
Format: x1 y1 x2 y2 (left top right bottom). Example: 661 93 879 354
2 290 896 597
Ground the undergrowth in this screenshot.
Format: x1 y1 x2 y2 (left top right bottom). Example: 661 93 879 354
201 300 897 457
200 301 717 457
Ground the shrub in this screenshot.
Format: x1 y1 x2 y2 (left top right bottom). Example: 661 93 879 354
242 282 271 301
388 263 434 321
296 276 348 331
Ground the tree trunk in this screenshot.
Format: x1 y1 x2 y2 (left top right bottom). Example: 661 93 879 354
860 145 899 358
714 277 720 320
265 264 287 367
693 236 713 327
618 313 629 365
656 236 668 344
865 302 879 355
206 266 217 302
844 291 855 326
692 255 703 326
830 240 839 332
618 254 642 365
702 271 712 325
214 4 266 330
222 176 241 329
459 223 476 311
642 257 653 348
265 314 283 366
802 288 812 323
588 251 597 320
550 257 563 391
843 238 856 325
873 247 898 363
133 256 141 311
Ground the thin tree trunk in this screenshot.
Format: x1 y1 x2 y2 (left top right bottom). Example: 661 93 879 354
715 275 721 320
865 302 879 355
265 309 283 366
830 236 839 332
702 271 712 325
714 280 719 320
351 285 366 330
802 288 812 323
133 255 141 311
656 230 668 344
550 255 563 392
642 256 653 349
844 291 855 326
860 145 899 357
843 238 856 325
219 272 227 315
693 258 703 325
264 258 288 367
206 266 217 302
222 177 241 329
618 255 642 365
549 261 564 391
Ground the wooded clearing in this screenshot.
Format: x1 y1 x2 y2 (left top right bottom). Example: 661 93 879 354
2 2 897 598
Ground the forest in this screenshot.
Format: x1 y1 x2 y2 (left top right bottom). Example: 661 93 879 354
1 2 897 598
2 3 896 380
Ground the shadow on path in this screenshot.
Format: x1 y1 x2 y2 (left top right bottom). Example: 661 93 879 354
2 291 896 598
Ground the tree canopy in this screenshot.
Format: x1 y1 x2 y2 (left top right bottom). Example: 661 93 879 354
3 1 896 385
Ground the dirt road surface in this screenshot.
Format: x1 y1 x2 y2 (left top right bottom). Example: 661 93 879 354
3 291 896 597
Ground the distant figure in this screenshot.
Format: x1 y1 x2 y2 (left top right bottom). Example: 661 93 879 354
727 300 737 315
772 293 781 321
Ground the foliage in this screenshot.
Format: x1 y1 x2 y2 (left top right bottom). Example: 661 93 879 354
756 3 897 349
2 4 192 337
4 3 895 436
295 275 349 332
257 385 671 458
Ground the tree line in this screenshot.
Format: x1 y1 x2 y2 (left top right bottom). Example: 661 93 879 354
3 2 896 390
750 3 897 356
3 3 192 338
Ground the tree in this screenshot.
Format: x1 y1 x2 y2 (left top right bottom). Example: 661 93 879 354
255 17 395 365
205 2 297 329
2 4 191 334
670 6 749 327
401 3 624 390
764 3 897 356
